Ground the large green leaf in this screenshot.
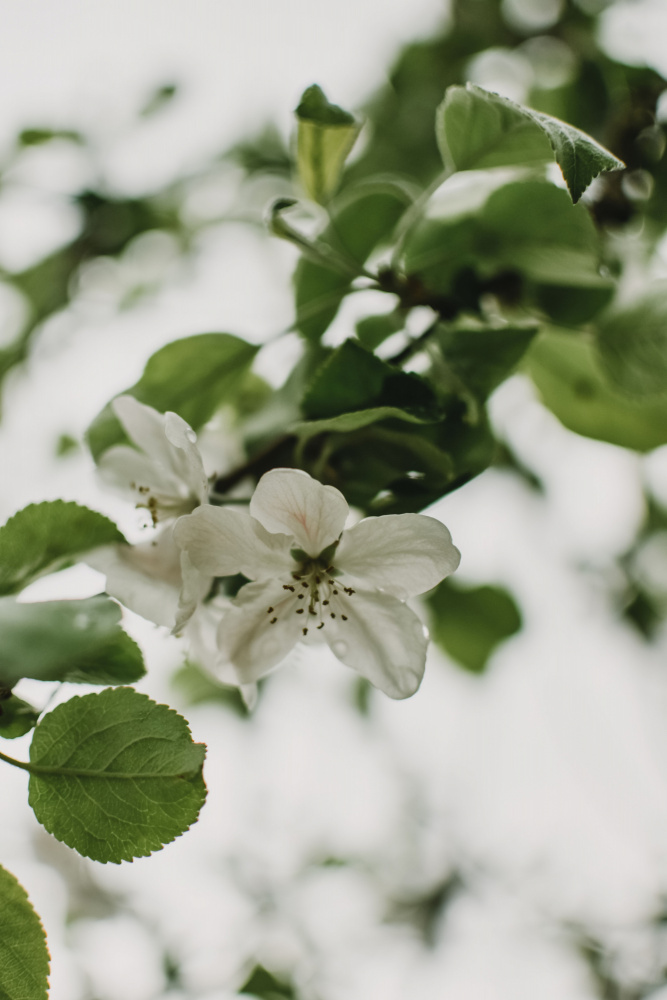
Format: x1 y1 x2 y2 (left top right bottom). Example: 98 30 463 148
0 866 49 1000
301 340 438 420
0 595 145 689
436 84 623 202
0 694 40 740
526 329 667 451
427 578 522 673
596 284 667 396
0 501 125 597
295 85 361 204
27 688 206 863
87 332 259 459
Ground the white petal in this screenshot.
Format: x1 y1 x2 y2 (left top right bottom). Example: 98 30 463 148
335 514 461 599
217 578 302 682
250 468 348 556
173 549 212 634
97 444 183 504
173 505 294 579
324 589 428 699
113 396 175 470
163 411 209 504
85 532 182 628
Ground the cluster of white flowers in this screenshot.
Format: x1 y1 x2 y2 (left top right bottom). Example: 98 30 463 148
90 396 461 703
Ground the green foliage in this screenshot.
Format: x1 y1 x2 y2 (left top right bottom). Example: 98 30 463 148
355 310 404 350
403 179 613 324
596 284 667 395
238 964 297 1000
301 340 437 420
0 595 145 689
435 320 538 400
172 661 249 717
0 865 49 1000
0 694 40 740
436 84 623 202
294 188 406 340
87 332 259 459
27 688 206 863
292 405 437 443
0 501 125 597
427 579 522 673
295 84 361 204
527 329 667 452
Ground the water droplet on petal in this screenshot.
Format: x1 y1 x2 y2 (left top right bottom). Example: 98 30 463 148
331 639 348 659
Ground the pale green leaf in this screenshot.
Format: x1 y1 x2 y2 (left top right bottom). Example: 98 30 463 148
0 695 40 740
596 284 667 395
427 579 522 673
292 405 436 441
0 501 125 597
0 595 145 689
0 865 49 1000
28 687 206 863
295 85 361 204
526 329 667 452
87 332 259 459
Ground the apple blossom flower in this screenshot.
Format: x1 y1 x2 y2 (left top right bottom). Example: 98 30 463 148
97 395 209 525
90 396 211 629
173 468 461 699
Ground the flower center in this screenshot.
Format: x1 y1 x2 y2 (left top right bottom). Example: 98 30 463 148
265 555 356 637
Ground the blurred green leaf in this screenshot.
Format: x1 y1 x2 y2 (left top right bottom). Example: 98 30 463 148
238 964 296 999
356 310 404 350
0 694 40 740
87 332 259 459
0 501 125 597
0 865 49 1000
302 340 437 420
295 84 361 204
18 127 84 146
172 661 248 717
0 595 145 689
435 320 538 400
140 83 178 117
427 578 522 673
27 688 206 864
596 284 667 395
526 329 667 451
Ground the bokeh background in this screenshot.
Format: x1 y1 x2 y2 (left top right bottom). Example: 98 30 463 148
2 1 667 997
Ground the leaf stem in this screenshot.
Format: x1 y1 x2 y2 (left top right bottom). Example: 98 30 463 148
0 749 201 780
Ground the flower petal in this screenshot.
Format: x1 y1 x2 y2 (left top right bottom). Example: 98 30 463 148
335 513 461 598
113 396 175 470
250 468 348 556
97 444 183 507
324 589 428 699
163 411 209 505
173 505 294 579
85 531 182 628
217 578 302 683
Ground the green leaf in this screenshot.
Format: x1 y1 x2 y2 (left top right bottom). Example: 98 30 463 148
436 83 554 174
302 340 438 420
426 579 522 673
27 688 206 863
0 501 125 597
87 333 259 460
295 84 361 204
292 405 436 442
435 321 538 400
0 595 145 689
528 108 625 204
436 84 623 202
171 661 248 717
526 329 667 452
294 189 406 341
356 311 404 350
0 695 40 740
0 865 49 1000
238 964 296 1000
596 285 667 396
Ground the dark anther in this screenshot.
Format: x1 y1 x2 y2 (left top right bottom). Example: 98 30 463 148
333 589 339 595
342 615 348 621
267 607 274 613
315 575 321 584
270 617 277 624
296 608 304 614
298 593 305 600
283 584 295 591
330 612 336 619
302 627 308 635
301 581 308 588
322 600 329 606
344 587 355 595
309 607 317 615
317 622 325 630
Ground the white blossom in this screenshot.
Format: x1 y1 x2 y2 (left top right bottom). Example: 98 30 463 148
174 468 461 699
